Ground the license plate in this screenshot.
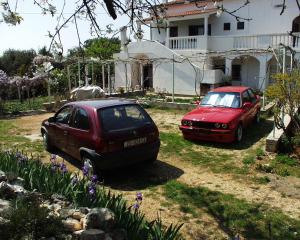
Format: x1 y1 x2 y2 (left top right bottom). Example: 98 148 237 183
124 137 147 148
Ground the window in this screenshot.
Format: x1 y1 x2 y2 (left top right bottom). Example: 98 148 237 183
232 65 241 81
247 89 257 103
55 106 72 124
201 92 241 108
242 91 251 104
237 22 244 30
99 105 152 132
224 22 231 31
71 108 90 130
189 25 204 36
169 26 178 37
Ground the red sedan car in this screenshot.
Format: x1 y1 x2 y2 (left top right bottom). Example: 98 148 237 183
179 86 260 143
41 99 160 171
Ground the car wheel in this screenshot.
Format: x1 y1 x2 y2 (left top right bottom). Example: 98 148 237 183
42 131 53 151
235 124 243 143
255 111 260 124
82 154 96 176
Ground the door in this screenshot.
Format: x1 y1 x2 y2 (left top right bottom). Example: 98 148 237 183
50 106 73 151
68 107 93 160
241 91 253 126
247 88 259 119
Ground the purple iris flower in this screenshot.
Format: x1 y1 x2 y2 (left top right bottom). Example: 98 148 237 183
91 175 98 183
136 192 143 201
133 203 140 210
82 165 90 177
60 162 67 174
50 154 57 161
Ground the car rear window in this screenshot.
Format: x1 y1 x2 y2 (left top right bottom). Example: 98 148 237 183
98 105 152 132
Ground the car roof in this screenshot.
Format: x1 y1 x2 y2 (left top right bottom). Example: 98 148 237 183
210 86 250 93
66 98 136 110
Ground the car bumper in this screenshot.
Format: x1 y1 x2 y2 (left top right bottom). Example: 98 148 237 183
179 126 235 143
90 140 160 170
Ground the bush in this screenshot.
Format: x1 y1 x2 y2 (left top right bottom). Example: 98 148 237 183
0 194 66 239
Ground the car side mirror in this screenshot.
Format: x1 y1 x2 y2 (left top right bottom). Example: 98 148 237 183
48 117 55 123
242 102 252 109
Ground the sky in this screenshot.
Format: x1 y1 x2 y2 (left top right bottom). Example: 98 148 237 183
0 0 148 55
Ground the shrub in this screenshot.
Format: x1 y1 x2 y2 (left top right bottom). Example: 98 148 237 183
243 155 255 165
275 154 298 166
0 194 66 239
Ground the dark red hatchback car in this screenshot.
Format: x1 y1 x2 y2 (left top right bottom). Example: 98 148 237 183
179 86 260 143
41 99 160 171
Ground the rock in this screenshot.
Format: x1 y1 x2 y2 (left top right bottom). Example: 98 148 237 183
79 207 90 215
80 229 105 240
111 228 127 240
0 216 9 225
0 182 16 199
0 171 7 182
0 199 11 213
51 193 66 202
72 210 85 221
10 177 25 186
85 208 115 232
63 218 82 232
80 217 87 230
59 208 76 219
5 172 18 182
9 184 26 195
104 233 113 240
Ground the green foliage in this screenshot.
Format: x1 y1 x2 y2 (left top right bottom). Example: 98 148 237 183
49 69 68 96
242 154 256 165
0 49 36 76
266 71 300 146
256 148 265 158
255 176 271 184
164 180 300 239
0 194 66 239
275 154 298 166
0 151 182 240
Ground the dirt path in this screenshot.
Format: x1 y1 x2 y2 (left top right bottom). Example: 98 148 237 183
9 110 300 239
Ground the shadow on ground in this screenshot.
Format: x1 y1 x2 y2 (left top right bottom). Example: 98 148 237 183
188 119 274 150
49 149 184 191
104 160 184 190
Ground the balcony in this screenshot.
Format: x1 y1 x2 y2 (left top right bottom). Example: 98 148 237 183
168 33 300 51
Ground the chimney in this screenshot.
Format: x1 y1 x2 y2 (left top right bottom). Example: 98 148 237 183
120 26 128 51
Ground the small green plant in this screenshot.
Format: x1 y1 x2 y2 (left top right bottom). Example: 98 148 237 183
275 166 290 177
256 163 274 173
0 194 66 239
243 154 256 165
256 176 271 184
275 154 298 166
256 148 265 159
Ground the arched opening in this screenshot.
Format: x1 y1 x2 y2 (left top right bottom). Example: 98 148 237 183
131 54 153 90
292 16 300 47
231 56 260 89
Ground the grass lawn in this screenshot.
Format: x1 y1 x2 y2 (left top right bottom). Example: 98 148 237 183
0 107 300 239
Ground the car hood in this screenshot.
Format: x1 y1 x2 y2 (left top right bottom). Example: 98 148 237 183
183 106 242 123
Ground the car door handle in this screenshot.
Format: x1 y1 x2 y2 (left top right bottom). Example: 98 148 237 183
63 131 68 136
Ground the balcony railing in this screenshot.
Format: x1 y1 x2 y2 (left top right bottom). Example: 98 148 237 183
168 33 300 51
169 36 206 50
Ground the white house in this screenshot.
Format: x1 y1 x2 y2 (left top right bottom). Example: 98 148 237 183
114 0 300 95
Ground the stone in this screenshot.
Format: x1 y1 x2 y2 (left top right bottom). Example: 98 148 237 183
11 177 25 186
5 172 18 182
0 182 16 199
72 210 85 221
85 208 115 232
9 184 26 195
59 208 76 219
0 171 7 182
80 229 105 240
51 193 66 202
0 199 11 213
79 207 90 214
0 216 9 225
111 228 127 240
104 233 113 240
63 218 82 232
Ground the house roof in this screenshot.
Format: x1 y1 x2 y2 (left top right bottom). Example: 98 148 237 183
146 0 220 21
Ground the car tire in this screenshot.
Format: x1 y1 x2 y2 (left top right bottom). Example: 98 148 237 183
254 111 260 124
42 131 53 152
82 154 96 176
235 124 243 143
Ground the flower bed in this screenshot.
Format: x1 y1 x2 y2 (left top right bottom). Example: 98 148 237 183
0 151 182 240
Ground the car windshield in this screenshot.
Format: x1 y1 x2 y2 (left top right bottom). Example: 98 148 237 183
99 105 152 132
200 92 241 108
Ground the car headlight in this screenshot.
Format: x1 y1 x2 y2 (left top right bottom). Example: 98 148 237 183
222 123 228 129
182 120 192 126
215 123 221 128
